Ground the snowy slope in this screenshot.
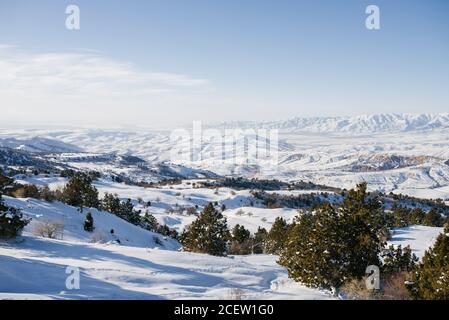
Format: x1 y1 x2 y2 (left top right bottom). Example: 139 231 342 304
3 196 180 249
388 225 443 259
0 238 334 300
0 196 333 300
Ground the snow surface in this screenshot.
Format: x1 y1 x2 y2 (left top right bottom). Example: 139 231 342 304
0 197 333 300
388 225 443 259
0 192 444 300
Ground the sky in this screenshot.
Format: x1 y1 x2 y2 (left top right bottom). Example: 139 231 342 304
0 0 448 128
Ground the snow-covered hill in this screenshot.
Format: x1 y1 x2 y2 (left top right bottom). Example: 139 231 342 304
0 195 334 300
4 196 180 249
1 168 446 300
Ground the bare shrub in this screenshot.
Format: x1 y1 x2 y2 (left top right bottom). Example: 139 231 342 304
380 272 413 300
341 278 377 300
33 220 65 239
341 272 413 300
267 203 283 209
185 207 198 215
235 209 245 216
228 241 252 255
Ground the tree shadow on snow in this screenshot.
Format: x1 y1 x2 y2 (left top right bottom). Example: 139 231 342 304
0 254 161 300
5 237 230 292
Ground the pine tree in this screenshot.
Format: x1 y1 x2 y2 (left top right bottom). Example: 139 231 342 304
382 245 418 274
0 172 13 191
253 227 268 254
83 212 94 232
410 208 425 225
61 173 99 210
231 224 251 244
141 211 158 231
278 203 346 289
423 208 444 227
279 183 385 291
391 204 410 228
229 224 252 255
338 182 384 278
264 217 288 254
409 230 449 299
181 203 230 256
101 193 121 214
0 193 30 239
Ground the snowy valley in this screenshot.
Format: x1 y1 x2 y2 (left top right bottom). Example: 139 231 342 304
1 114 449 300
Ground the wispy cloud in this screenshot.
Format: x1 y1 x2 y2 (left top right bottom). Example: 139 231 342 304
0 45 219 127
0 45 211 98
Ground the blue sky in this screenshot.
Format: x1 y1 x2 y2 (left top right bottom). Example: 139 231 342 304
0 0 448 127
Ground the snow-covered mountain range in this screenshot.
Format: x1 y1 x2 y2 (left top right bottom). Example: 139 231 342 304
1 113 449 198
211 113 449 133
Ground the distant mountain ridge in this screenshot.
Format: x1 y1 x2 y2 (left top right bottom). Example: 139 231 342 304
210 113 449 133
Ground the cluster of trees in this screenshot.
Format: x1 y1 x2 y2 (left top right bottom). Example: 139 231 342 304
2 172 99 208
272 183 449 299
1 171 179 240
197 177 334 192
180 204 291 256
181 203 229 255
388 191 448 212
386 204 446 229
278 184 388 290
408 224 449 299
252 190 328 209
101 193 141 224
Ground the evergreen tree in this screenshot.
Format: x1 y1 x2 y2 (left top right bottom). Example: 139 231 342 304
264 217 288 254
391 204 410 228
0 173 13 191
338 182 384 278
231 224 251 244
253 227 268 254
61 173 99 210
40 186 56 202
141 211 158 231
181 203 230 256
382 245 418 274
229 224 252 255
409 230 449 299
0 193 30 239
279 183 385 291
101 193 122 214
119 199 141 225
423 208 444 227
410 208 426 225
278 203 346 289
83 212 94 232
156 224 179 240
